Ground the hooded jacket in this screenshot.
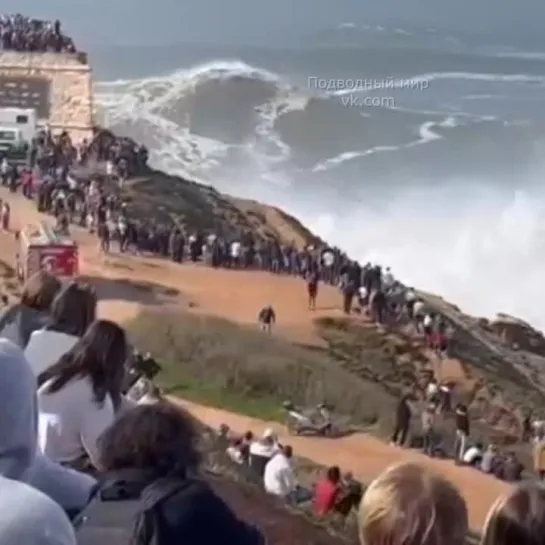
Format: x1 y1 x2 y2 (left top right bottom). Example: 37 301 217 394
0 338 96 510
0 475 76 545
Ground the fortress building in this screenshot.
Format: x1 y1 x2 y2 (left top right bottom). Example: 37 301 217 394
0 51 93 142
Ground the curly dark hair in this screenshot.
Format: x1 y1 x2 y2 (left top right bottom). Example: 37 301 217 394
98 402 201 478
38 319 127 409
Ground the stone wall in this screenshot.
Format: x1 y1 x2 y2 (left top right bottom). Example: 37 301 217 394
0 52 93 142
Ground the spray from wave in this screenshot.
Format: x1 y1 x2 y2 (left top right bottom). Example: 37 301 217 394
95 59 545 329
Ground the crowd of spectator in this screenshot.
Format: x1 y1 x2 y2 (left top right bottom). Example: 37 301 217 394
0 14 77 53
0 270 543 545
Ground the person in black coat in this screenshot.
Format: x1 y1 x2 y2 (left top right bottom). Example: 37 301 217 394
391 394 412 447
97 403 264 545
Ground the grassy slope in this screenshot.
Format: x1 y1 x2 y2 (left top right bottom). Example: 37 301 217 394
126 310 397 432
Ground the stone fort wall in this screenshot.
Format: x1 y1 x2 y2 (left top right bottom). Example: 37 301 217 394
0 51 93 142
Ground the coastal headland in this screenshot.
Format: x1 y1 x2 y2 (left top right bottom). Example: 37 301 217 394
0 38 544 542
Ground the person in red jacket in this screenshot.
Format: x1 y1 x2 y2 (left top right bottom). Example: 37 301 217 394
314 465 342 517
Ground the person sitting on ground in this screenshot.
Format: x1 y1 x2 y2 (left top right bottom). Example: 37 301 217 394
25 282 97 376
226 438 246 465
214 423 231 451
462 442 483 467
481 444 498 474
0 337 96 515
0 270 61 348
358 463 468 545
249 428 280 477
264 445 311 504
336 472 363 516
501 452 524 482
36 320 128 470
314 465 342 517
0 475 77 545
233 431 254 465
93 402 264 545
481 483 545 545
258 304 276 333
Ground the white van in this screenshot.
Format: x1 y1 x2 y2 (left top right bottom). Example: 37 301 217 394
0 108 37 144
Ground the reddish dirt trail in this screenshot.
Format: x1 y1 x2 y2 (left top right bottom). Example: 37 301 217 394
0 187 506 530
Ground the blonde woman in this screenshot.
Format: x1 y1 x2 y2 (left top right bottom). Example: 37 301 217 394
358 463 467 545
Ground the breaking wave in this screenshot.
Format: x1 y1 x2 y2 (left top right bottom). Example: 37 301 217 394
95 56 545 328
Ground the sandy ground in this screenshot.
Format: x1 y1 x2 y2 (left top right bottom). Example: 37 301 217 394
0 187 505 530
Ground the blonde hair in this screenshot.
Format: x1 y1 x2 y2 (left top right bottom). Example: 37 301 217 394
20 271 62 311
358 463 467 545
481 484 545 545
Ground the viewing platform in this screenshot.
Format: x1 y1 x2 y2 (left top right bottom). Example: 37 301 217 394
0 50 93 141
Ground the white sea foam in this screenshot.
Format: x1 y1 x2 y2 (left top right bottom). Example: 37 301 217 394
293 183 545 330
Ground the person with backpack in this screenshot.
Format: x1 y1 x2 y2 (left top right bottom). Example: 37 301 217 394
76 403 264 545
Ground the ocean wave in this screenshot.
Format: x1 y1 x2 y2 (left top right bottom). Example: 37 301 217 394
98 59 522 183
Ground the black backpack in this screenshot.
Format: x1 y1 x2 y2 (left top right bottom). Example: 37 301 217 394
75 474 188 545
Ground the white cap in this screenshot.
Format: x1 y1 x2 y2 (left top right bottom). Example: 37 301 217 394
263 428 274 438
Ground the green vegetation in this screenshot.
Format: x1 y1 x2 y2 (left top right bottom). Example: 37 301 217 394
126 310 397 432
164 375 282 421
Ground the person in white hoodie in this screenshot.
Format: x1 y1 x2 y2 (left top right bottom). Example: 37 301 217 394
25 282 97 377
263 445 312 505
37 319 128 469
249 428 281 477
0 476 76 545
0 337 96 514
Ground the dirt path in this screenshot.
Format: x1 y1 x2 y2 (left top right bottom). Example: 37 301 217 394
0 187 505 530
172 398 507 530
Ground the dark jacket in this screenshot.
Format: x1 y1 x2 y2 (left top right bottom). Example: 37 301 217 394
396 399 411 425
77 473 264 545
0 304 49 348
153 478 264 545
455 407 470 435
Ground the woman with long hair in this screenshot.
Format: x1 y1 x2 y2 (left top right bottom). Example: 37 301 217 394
86 403 264 545
25 281 97 376
0 270 61 348
37 319 128 468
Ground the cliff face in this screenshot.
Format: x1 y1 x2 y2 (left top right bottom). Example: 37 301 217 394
76 161 321 248
0 51 93 141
